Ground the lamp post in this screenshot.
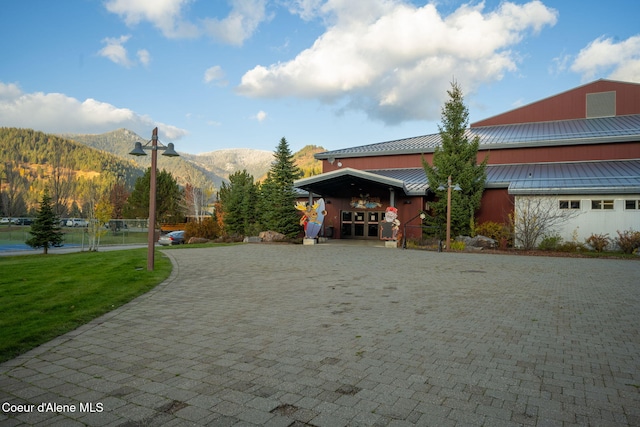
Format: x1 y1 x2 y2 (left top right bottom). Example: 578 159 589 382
437 175 461 251
129 127 179 270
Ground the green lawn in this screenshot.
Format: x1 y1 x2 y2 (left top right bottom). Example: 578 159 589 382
0 225 149 247
0 249 172 362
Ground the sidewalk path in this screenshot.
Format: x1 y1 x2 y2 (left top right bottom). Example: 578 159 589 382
1 244 639 426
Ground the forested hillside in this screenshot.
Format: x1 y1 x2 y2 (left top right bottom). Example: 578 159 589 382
294 145 324 177
69 129 325 188
67 129 215 188
0 127 143 215
0 127 327 218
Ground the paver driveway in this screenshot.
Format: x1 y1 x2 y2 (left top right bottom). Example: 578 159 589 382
1 243 639 426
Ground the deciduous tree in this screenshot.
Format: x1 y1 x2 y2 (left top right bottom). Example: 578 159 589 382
510 196 582 250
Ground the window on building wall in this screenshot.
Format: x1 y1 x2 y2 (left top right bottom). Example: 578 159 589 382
625 200 640 210
591 200 614 210
559 200 580 209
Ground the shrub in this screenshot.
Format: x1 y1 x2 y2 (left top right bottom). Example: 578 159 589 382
616 229 640 254
184 218 221 241
585 233 611 252
538 234 562 251
449 240 465 251
475 221 511 242
557 241 586 252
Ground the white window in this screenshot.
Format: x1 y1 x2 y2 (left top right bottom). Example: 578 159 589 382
591 200 614 210
559 200 580 209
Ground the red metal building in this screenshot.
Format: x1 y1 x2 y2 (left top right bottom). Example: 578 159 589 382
295 79 640 242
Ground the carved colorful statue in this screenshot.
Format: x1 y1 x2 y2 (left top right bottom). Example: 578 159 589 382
380 206 400 240
295 198 327 239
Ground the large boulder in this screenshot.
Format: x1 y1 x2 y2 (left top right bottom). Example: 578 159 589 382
468 235 497 249
259 230 286 242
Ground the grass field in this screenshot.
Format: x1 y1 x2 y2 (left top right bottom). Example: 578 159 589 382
0 225 149 248
0 248 172 363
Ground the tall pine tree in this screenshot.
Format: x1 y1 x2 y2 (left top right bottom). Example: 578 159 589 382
259 137 302 238
422 81 487 237
26 188 64 254
218 170 258 236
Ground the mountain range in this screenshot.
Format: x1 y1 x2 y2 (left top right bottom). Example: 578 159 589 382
66 129 325 189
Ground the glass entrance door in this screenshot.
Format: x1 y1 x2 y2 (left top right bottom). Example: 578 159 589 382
341 210 384 239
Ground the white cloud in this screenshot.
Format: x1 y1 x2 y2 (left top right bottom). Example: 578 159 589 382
97 35 134 67
204 65 227 85
253 110 268 122
137 49 151 66
104 0 198 38
570 35 640 83
237 0 557 124
202 0 269 46
283 0 324 21
105 0 269 45
97 35 152 68
0 82 188 140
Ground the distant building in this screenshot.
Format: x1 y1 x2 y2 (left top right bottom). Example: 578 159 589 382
295 79 640 245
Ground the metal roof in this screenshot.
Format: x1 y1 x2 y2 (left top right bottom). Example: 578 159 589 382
295 160 640 196
500 160 640 195
316 114 640 159
294 167 410 198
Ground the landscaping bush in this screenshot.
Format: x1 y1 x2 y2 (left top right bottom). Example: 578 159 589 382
557 241 586 252
538 234 562 251
449 240 465 251
184 218 221 241
475 221 511 243
585 233 611 252
616 229 640 254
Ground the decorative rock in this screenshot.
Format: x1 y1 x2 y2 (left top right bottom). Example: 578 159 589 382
457 235 497 250
258 230 286 242
470 235 498 249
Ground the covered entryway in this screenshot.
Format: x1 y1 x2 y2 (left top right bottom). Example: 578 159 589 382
340 210 386 239
294 168 421 240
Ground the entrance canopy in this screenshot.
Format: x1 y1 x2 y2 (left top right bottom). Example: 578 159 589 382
294 167 417 198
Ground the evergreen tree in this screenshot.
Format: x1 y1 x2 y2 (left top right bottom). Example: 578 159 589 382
124 168 184 223
259 137 302 237
26 188 64 254
218 170 258 236
422 81 487 237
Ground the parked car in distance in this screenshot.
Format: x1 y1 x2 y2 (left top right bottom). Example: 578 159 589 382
0 218 10 224
66 218 89 227
158 230 185 246
107 219 128 231
12 218 33 225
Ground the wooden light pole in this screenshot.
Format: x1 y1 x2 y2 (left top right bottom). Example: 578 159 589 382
129 127 179 270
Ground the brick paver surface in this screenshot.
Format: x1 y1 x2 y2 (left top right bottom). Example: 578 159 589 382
1 243 639 426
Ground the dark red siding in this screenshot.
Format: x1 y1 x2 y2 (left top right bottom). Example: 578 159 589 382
476 189 513 225
472 80 640 127
322 141 640 173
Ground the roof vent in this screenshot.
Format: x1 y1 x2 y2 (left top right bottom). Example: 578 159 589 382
586 91 616 118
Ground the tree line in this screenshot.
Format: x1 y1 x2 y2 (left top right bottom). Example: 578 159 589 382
0 127 142 218
21 136 307 252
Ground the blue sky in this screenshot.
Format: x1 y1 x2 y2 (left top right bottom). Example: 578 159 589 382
1 0 639 155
